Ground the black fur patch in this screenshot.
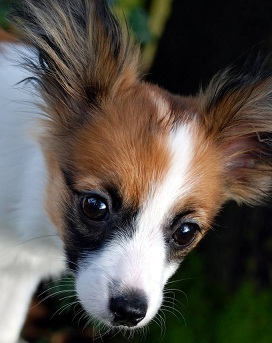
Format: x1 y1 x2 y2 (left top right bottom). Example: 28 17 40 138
63 188 139 271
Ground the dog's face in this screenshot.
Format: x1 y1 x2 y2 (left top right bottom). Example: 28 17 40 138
43 84 224 327
12 0 272 331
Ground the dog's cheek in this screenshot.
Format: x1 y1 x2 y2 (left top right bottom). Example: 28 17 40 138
76 258 110 323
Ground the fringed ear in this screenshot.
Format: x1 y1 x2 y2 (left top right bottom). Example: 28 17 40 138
200 60 272 205
10 0 139 128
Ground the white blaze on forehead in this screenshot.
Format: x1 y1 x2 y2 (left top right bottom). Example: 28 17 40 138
137 124 194 232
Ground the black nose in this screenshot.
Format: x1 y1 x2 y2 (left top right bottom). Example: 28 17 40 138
109 290 148 327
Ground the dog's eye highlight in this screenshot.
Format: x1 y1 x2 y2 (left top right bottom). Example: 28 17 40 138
172 223 199 247
82 196 109 221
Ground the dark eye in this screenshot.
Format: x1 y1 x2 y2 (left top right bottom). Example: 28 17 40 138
81 196 109 221
172 223 199 247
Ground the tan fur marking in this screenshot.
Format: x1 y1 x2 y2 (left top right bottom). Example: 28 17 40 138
149 89 173 128
198 76 272 204
0 29 17 42
43 149 70 238
68 84 172 207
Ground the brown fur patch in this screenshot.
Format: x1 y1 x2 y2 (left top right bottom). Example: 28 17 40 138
62 83 176 207
43 149 70 237
198 72 272 204
0 29 17 42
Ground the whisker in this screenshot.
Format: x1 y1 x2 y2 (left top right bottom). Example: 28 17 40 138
72 306 84 322
161 304 187 326
51 300 79 319
59 294 77 301
166 277 195 285
165 287 189 304
82 315 92 331
156 312 166 339
15 234 60 247
163 295 186 309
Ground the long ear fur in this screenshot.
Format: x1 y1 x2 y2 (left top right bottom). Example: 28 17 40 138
10 0 139 127
200 59 272 205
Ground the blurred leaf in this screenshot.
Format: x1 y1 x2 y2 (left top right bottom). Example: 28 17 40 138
216 283 272 343
112 0 151 45
128 7 151 44
0 0 11 29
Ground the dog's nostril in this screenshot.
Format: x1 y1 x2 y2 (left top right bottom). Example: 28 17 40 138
109 291 147 327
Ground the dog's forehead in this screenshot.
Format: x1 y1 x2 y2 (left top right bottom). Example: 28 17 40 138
69 86 222 213
73 126 193 208
136 125 194 226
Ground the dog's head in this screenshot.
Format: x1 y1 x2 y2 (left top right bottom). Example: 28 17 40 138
11 0 272 329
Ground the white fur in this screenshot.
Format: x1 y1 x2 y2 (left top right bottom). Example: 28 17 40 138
138 126 194 233
0 44 65 343
76 126 194 328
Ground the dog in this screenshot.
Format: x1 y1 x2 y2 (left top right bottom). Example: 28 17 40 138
0 0 272 342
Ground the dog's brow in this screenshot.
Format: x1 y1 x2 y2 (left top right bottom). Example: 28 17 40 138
105 185 123 211
61 167 78 191
171 209 196 226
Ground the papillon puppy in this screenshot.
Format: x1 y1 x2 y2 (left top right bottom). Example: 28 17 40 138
0 0 272 342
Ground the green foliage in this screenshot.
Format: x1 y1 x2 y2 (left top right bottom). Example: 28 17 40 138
127 6 151 44
216 283 272 343
0 0 12 28
111 0 151 45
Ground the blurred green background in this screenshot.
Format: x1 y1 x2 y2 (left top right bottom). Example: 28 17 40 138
1 0 272 342
0 0 10 28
